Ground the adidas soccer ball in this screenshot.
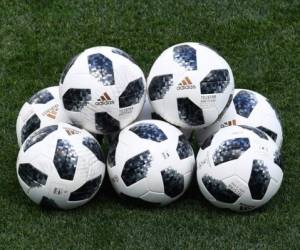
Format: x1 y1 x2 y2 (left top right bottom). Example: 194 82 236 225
196 125 283 212
16 86 66 147
147 42 234 129
107 120 195 205
136 96 193 139
196 89 283 148
59 46 146 135
16 123 105 209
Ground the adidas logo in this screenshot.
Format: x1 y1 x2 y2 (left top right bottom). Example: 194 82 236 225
64 127 80 136
95 92 114 105
221 119 237 128
176 77 196 90
42 104 59 119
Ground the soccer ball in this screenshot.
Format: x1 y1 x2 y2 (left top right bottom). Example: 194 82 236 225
136 96 193 139
196 125 283 212
59 46 146 135
147 42 234 129
16 123 105 209
16 86 66 147
196 89 283 148
107 120 195 205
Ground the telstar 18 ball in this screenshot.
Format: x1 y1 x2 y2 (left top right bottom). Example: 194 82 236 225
147 42 234 129
196 125 283 212
59 46 146 134
107 120 195 206
17 123 105 209
196 89 283 148
16 86 66 147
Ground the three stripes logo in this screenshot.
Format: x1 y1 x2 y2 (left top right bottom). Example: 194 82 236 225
42 104 59 119
64 127 80 136
95 92 114 105
177 77 196 90
220 120 237 128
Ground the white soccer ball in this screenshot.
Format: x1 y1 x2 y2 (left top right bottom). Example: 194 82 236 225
136 96 193 139
17 123 105 209
16 86 66 147
147 42 234 129
196 89 283 148
196 125 283 212
59 46 146 134
107 120 195 206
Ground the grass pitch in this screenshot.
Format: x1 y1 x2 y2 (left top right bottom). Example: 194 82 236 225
0 0 299 249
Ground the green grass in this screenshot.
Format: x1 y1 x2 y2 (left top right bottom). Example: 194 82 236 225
0 0 299 249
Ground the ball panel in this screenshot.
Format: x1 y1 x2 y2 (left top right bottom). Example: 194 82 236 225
21 114 41 144
239 125 269 140
202 175 240 203
248 160 271 200
233 90 257 118
148 74 173 101
69 175 102 201
95 112 120 134
62 88 91 112
82 137 104 162
40 196 59 209
111 48 136 64
23 125 58 152
18 163 48 188
213 137 250 166
161 168 184 198
176 134 193 159
177 97 205 126
88 53 114 85
173 44 197 70
121 150 152 186
119 77 144 108
53 139 78 180
274 150 282 169
129 122 168 142
257 126 277 142
28 89 54 104
200 69 230 94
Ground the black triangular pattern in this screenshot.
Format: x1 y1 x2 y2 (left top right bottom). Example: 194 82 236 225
69 175 102 201
23 125 58 152
119 77 144 108
161 168 184 198
202 175 239 203
248 160 271 200
21 114 41 144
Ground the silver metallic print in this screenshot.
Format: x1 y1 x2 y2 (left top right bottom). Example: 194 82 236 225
213 137 250 166
248 160 271 200
28 89 54 104
161 168 184 198
62 88 91 112
53 139 78 180
173 45 197 70
88 53 114 85
233 90 257 118
148 74 173 101
121 150 152 186
129 123 168 142
200 69 230 94
23 125 58 152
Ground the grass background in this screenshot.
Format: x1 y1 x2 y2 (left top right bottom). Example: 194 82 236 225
0 0 299 249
